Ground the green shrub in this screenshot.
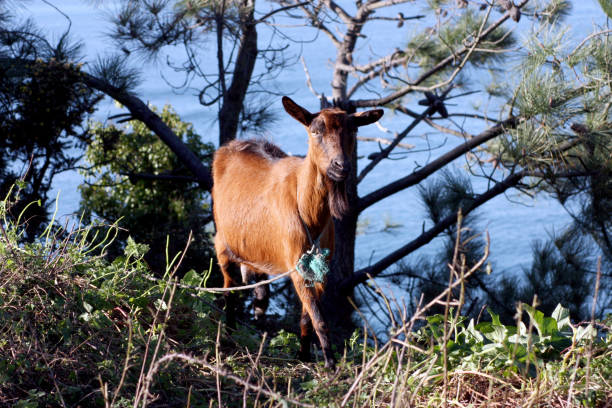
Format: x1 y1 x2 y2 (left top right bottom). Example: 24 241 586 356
0 186 219 406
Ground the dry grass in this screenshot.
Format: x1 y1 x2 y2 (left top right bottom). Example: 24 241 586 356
1 191 610 407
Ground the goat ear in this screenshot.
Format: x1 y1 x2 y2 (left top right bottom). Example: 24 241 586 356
351 109 384 127
282 96 314 126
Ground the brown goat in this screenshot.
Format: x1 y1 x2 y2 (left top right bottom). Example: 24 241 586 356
212 97 383 368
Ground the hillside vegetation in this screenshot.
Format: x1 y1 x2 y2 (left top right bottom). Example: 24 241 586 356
1 189 610 407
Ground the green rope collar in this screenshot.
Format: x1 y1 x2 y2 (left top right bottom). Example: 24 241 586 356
296 246 330 287
295 204 331 287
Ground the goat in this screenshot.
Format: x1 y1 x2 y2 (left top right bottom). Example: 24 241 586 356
211 97 383 368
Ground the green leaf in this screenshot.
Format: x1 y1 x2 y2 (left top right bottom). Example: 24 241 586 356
507 333 529 345
181 269 201 286
487 308 502 326
483 324 507 344
551 304 571 332
124 236 149 260
575 324 597 342
154 298 168 311
524 305 558 337
466 319 484 343
541 317 559 337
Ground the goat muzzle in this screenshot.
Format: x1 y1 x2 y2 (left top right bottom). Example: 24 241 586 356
327 157 350 181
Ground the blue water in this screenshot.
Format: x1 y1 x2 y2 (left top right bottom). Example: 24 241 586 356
18 0 606 279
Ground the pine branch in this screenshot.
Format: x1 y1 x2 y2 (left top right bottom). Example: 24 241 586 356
346 132 591 292
0 57 212 190
341 170 527 292
81 73 213 190
352 0 529 108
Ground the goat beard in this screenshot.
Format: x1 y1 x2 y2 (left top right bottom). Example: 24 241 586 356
328 180 349 219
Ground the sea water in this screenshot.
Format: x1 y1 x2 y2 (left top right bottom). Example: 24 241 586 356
17 0 605 281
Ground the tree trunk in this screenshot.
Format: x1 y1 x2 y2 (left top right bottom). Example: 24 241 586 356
324 107 359 342
218 0 258 146
323 8 370 337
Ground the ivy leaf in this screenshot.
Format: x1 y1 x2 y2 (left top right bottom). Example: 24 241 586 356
575 324 597 342
524 305 545 336
551 304 571 332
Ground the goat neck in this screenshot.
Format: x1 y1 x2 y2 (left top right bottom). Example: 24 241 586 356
295 149 331 241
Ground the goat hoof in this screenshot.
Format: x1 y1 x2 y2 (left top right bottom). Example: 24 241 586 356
297 350 311 362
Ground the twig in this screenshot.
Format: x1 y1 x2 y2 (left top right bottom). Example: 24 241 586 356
586 257 602 396
111 318 134 407
216 321 223 408
353 0 529 107
568 29 612 58
301 56 323 101
358 116 521 211
357 136 414 150
346 169 516 291
144 353 314 407
143 269 295 293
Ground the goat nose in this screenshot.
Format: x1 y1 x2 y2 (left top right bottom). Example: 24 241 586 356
332 158 344 170
328 157 350 181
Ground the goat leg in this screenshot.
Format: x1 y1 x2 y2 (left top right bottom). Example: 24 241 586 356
251 271 270 321
294 276 336 369
299 307 313 361
216 241 239 329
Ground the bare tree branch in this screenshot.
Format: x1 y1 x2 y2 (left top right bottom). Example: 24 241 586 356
329 1 375 102
358 86 453 183
301 56 323 100
357 136 414 150
358 105 434 183
422 117 470 138
256 1 309 22
347 50 408 74
322 0 353 24
346 53 411 98
358 116 521 212
365 0 419 11
345 130 590 292
294 1 341 47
